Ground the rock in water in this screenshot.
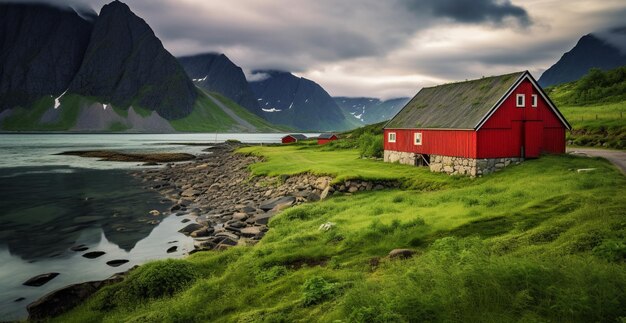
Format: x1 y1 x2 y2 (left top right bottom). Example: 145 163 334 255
178 223 204 235
82 251 105 259
67 1 197 120
166 246 178 253
106 259 129 267
23 273 60 287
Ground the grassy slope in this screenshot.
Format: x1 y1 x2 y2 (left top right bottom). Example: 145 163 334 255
210 92 291 132
548 66 626 149
1 95 85 131
170 90 286 133
58 145 626 322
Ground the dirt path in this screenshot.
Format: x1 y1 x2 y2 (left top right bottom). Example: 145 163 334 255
205 92 258 131
567 147 626 174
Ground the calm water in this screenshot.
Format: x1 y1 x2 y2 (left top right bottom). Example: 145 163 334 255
0 133 315 320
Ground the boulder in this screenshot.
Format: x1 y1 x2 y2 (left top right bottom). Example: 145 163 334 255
240 226 261 238
167 246 178 253
27 273 124 320
190 227 214 237
388 249 415 259
259 196 295 211
178 223 204 235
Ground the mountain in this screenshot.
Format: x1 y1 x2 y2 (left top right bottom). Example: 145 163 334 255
0 3 95 111
67 1 196 120
178 53 260 116
249 70 355 131
539 30 626 87
334 97 409 125
0 1 277 132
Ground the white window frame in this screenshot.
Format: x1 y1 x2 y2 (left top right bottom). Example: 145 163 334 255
414 132 422 146
516 94 525 108
388 132 396 143
531 94 538 108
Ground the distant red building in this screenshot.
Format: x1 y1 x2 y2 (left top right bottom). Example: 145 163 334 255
317 133 338 145
282 134 307 144
383 71 570 176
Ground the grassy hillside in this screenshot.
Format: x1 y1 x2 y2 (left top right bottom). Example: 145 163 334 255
1 89 286 133
547 66 626 149
58 144 625 322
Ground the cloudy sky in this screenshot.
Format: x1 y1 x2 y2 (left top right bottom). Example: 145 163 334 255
16 0 626 98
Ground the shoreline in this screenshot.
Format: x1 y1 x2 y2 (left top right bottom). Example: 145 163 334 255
26 142 399 319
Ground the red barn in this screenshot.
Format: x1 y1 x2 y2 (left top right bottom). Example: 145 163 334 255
383 71 570 176
282 134 307 144
318 133 338 145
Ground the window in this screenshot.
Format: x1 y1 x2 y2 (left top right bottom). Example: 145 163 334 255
531 94 538 108
414 132 422 145
516 94 525 108
388 132 396 143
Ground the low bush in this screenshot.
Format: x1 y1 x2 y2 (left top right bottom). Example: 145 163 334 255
302 276 338 306
358 132 383 158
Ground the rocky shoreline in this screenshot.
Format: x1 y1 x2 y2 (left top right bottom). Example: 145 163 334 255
135 142 400 252
26 142 400 320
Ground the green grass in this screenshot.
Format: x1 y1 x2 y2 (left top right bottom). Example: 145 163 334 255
547 66 626 149
170 90 238 132
559 101 626 149
170 90 287 133
57 145 626 322
1 94 86 131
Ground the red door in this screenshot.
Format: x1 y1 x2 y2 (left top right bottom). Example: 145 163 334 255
524 121 543 158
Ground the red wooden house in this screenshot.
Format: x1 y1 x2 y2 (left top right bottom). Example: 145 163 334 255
317 133 338 145
383 71 570 176
282 134 307 144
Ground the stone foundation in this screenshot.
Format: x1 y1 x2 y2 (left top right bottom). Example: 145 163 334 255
384 150 523 176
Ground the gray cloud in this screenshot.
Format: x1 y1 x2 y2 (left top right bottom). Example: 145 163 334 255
1 0 625 98
405 0 531 27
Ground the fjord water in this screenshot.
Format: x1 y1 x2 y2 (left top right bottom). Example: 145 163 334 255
0 133 299 320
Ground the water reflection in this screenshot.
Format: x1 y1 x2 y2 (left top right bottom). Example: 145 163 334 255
0 166 194 320
0 166 166 261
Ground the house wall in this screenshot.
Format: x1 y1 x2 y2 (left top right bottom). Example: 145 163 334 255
282 136 296 144
477 79 566 157
383 129 477 158
318 136 337 145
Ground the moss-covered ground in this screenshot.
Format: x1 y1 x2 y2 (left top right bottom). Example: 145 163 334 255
57 144 626 322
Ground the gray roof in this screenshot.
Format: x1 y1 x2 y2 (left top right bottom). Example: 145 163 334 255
385 71 525 129
318 133 337 139
284 134 307 140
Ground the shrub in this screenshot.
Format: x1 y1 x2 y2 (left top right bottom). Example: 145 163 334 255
92 259 197 310
358 132 383 158
302 276 338 306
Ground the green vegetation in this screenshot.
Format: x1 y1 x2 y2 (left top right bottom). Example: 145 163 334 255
170 90 285 133
170 90 241 132
547 67 626 106
321 121 385 157
108 121 129 132
210 92 290 132
1 94 85 131
58 144 626 322
548 66 626 149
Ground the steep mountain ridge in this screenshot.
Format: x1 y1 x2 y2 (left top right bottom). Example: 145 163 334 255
178 53 260 116
67 1 197 120
0 3 95 111
539 30 626 87
249 70 354 131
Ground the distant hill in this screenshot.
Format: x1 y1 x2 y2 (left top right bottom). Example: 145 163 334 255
539 29 626 87
249 70 357 131
334 97 409 125
178 53 261 116
546 65 626 106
